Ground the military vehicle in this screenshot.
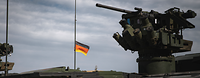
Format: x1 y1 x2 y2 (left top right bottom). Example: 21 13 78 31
0 3 200 78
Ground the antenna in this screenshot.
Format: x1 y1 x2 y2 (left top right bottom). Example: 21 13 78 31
5 0 9 76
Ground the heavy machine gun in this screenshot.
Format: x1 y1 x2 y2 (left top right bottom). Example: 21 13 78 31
96 3 197 74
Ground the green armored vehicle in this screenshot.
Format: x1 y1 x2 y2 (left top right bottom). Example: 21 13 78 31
1 3 200 78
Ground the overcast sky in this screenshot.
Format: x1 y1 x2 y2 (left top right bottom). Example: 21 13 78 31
0 0 200 73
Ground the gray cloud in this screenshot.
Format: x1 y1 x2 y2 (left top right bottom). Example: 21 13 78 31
0 0 199 73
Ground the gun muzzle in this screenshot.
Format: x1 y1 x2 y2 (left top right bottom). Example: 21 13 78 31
134 7 142 12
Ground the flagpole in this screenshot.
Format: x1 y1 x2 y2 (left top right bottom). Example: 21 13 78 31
74 0 77 70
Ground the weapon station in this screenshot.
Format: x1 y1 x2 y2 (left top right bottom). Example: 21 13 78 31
0 43 14 72
96 3 197 74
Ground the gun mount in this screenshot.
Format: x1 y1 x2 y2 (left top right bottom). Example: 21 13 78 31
96 3 197 74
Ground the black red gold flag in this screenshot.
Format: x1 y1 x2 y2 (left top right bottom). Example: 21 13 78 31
75 41 90 56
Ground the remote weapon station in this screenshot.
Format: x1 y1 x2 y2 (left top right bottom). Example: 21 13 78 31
96 3 197 74
0 43 14 71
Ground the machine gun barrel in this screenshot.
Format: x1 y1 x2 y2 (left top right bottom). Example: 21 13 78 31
96 3 134 13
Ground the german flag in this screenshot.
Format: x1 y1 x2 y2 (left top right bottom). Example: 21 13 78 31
75 41 90 56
